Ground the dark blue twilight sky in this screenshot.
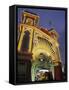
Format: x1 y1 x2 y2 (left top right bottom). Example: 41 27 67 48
18 8 65 65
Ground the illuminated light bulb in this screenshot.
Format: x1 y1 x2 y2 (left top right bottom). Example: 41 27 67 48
40 59 43 61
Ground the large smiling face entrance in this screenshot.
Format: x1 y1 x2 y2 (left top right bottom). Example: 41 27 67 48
31 53 54 81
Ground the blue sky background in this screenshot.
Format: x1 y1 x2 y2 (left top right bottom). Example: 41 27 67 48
18 8 65 65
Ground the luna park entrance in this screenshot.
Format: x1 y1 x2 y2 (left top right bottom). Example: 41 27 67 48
31 53 54 81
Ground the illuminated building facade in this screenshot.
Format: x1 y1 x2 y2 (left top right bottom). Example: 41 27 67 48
17 11 63 82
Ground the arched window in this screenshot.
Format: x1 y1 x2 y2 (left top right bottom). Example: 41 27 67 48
21 30 30 51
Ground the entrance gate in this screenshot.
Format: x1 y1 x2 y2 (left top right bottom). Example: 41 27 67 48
31 53 54 81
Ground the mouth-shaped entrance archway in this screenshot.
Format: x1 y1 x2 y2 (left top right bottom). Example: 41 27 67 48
31 49 54 81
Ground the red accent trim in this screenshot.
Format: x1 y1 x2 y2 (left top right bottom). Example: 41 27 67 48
40 27 52 36
54 64 63 80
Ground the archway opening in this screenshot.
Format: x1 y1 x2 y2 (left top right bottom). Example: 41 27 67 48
21 30 30 51
31 53 54 81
